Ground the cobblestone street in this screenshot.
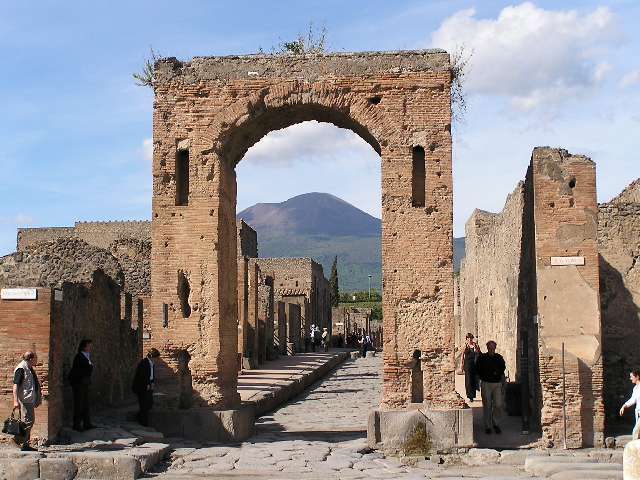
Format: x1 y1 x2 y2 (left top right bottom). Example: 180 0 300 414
146 355 540 479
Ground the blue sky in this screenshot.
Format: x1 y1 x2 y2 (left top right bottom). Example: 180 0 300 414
1 1 638 257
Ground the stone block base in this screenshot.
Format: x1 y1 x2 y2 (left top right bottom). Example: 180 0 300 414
624 439 640 479
149 402 255 443
367 407 473 453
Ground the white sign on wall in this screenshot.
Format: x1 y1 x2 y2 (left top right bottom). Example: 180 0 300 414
550 256 585 266
1 288 38 300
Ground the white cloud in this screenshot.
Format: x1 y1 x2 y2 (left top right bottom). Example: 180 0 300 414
142 138 153 162
242 121 376 167
0 214 33 225
619 70 640 88
431 3 621 119
237 121 381 217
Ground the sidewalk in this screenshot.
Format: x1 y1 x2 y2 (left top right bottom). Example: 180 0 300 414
454 372 542 449
0 349 351 480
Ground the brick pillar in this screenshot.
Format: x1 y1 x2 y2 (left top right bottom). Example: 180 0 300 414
531 147 604 447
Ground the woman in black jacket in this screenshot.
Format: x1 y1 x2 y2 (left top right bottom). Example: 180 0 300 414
68 339 95 432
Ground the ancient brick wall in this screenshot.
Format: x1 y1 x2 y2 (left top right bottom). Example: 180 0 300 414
0 288 54 443
151 50 455 410
458 147 607 444
237 220 258 258
458 182 527 381
0 278 141 443
254 257 331 338
598 179 640 430
531 147 603 447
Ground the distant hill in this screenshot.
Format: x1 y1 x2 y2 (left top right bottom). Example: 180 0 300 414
237 192 465 292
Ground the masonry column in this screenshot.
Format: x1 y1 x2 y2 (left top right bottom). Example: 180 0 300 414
531 147 604 447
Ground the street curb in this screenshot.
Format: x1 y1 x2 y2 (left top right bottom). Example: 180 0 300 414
249 351 350 416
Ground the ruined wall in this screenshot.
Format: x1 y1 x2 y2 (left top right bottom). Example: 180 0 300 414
0 288 54 443
18 221 150 252
237 220 258 258
531 147 603 447
17 224 151 298
0 277 141 443
458 182 526 381
151 50 455 411
254 257 331 335
598 179 640 430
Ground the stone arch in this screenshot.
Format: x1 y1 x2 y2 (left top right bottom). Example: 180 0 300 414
150 51 470 448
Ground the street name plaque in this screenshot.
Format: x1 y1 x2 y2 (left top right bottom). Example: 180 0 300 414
550 256 585 266
1 288 37 300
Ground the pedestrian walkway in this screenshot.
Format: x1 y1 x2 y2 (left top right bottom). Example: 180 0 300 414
454 371 541 449
0 349 627 479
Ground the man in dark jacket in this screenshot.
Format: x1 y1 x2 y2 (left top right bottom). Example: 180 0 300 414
68 339 95 432
475 340 506 435
132 348 160 426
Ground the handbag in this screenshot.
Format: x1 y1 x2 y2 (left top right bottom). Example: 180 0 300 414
2 407 26 437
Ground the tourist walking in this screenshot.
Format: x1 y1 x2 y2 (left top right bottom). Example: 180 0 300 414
321 328 329 352
458 333 480 402
620 369 640 439
68 339 96 432
12 351 41 451
132 348 161 427
475 340 506 434
359 332 372 357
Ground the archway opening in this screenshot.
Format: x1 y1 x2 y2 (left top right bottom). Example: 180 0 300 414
235 117 382 359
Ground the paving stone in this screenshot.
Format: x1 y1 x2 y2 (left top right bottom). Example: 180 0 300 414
38 457 77 480
0 458 40 480
525 454 597 471
500 449 549 465
530 461 619 477
548 470 623 480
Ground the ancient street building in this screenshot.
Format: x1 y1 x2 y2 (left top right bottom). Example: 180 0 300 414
459 147 640 447
151 50 467 449
0 239 142 442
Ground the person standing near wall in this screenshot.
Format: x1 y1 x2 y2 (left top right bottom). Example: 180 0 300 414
132 348 161 427
475 340 506 434
620 369 640 439
12 351 41 451
458 333 480 403
68 339 96 432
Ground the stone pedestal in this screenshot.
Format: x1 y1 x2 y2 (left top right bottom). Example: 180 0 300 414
367 407 473 453
624 439 640 480
366 351 376 358
149 402 255 443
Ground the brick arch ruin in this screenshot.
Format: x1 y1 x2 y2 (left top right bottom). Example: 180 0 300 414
150 50 471 448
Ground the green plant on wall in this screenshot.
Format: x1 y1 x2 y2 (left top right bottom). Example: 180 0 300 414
449 43 472 125
259 21 330 55
402 423 432 456
133 46 160 88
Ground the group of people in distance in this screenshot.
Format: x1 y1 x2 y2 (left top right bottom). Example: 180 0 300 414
9 342 161 451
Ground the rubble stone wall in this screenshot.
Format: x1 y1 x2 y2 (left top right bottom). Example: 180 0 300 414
458 182 526 381
598 180 640 430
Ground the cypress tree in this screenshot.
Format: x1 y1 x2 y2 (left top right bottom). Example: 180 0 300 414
330 255 339 308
